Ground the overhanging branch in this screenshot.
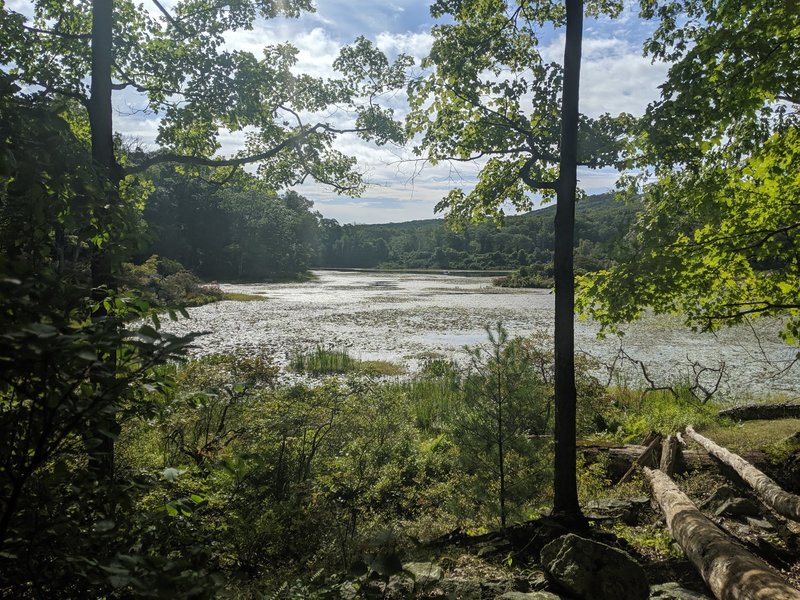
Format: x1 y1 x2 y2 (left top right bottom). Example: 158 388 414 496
123 123 370 175
520 156 557 190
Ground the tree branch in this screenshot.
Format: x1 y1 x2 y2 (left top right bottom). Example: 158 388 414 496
520 156 557 190
151 0 191 37
124 123 370 175
23 25 90 41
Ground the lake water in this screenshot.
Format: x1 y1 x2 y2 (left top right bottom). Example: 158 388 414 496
159 270 799 397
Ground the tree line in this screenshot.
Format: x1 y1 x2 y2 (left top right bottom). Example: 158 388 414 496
316 193 638 277
138 170 638 281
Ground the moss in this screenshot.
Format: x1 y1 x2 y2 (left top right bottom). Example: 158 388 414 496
222 292 268 302
356 360 406 377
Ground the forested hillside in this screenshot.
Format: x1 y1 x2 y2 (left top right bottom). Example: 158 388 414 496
317 193 639 274
138 180 639 281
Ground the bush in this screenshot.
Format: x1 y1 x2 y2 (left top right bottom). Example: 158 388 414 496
120 256 223 308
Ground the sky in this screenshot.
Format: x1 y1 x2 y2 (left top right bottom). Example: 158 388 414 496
10 0 670 224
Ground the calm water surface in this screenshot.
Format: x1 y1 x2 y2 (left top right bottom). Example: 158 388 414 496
159 270 799 397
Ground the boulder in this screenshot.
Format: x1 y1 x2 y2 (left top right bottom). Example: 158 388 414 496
649 582 713 599
540 534 649 600
385 573 414 599
526 568 549 591
699 485 739 513
583 497 651 524
712 497 762 518
402 561 442 590
437 577 481 600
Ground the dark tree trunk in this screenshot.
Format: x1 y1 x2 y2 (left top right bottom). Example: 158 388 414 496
552 0 583 520
718 403 800 422
88 0 118 480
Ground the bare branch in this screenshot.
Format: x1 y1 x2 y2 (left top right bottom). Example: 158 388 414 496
151 0 191 37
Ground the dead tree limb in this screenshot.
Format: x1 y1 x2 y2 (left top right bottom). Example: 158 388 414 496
617 432 662 485
686 426 800 522
644 467 800 600
718 403 800 422
579 442 767 480
660 435 680 478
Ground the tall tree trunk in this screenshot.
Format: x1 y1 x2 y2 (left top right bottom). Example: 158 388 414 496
88 0 118 479
552 0 583 520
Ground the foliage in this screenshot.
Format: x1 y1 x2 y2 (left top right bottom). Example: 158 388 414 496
578 0 800 342
121 255 224 308
451 324 553 528
494 265 553 289
140 167 323 280
602 387 721 443
316 193 638 272
406 0 629 226
0 72 221 599
1 2 411 193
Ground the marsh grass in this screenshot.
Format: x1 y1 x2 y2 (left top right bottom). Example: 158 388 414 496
290 347 355 374
289 346 404 376
358 360 406 377
699 418 800 456
604 386 722 441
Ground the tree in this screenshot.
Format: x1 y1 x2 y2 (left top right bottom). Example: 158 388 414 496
407 0 628 519
2 0 411 240
454 324 551 529
578 0 800 344
2 0 411 475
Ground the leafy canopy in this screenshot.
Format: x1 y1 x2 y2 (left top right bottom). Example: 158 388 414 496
406 0 631 227
578 0 800 342
1 1 412 193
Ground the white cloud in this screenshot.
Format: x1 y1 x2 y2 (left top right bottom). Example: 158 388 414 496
375 31 433 61
542 34 667 117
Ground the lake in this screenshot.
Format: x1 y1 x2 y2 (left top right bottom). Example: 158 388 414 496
159 270 799 397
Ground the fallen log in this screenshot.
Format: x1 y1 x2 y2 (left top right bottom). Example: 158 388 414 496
686 426 800 522
579 442 768 480
618 432 662 485
718 403 800 422
644 467 800 600
660 434 680 478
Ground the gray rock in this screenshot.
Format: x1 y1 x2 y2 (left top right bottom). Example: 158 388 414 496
481 581 512 597
713 497 762 518
700 485 740 514
402 561 443 590
541 534 649 600
438 577 482 600
649 582 712 599
583 497 651 524
497 593 563 600
745 516 774 530
476 538 512 557
385 573 414 599
338 581 358 600
527 568 549 591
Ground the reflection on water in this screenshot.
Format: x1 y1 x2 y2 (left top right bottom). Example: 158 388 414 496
158 270 799 396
